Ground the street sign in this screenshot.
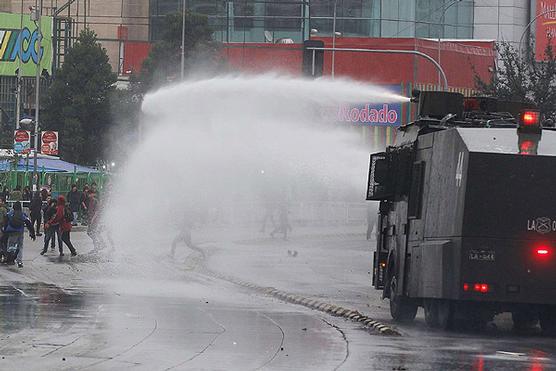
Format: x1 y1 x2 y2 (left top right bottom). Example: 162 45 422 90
13 129 31 154
41 130 58 156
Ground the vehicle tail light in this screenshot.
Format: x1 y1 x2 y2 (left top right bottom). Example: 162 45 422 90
463 282 490 293
519 139 535 155
535 246 551 258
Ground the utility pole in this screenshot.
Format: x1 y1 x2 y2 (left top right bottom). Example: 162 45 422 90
437 0 462 90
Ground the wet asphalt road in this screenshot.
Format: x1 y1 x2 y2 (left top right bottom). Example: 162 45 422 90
0 230 555 370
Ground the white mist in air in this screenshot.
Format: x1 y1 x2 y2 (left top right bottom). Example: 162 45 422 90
105 75 407 257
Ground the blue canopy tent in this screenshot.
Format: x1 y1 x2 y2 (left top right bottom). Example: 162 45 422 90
0 158 99 173
0 157 104 194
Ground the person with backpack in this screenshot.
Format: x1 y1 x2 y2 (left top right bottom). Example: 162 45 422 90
10 186 22 202
3 201 36 267
41 198 58 254
46 195 77 257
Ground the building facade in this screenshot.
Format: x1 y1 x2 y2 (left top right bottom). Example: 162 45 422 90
150 0 475 43
0 0 150 73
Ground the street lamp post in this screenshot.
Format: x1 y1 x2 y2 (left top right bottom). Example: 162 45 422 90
308 47 449 89
181 0 186 80
331 0 337 79
15 0 24 130
437 0 462 89
31 0 42 192
518 9 556 56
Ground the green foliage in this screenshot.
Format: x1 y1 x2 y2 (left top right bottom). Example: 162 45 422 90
475 40 556 121
133 11 226 93
42 29 117 165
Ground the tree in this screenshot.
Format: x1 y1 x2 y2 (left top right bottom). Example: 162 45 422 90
133 11 225 93
475 40 556 121
42 29 117 164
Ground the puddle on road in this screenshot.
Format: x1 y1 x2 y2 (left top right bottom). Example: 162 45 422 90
0 283 98 332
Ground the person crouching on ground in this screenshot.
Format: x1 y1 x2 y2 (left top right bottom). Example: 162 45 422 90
3 201 36 268
46 196 77 257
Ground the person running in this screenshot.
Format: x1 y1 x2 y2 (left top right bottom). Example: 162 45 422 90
66 184 81 226
3 201 36 267
80 185 90 225
170 211 195 258
46 196 77 257
30 191 43 237
41 198 58 254
270 202 292 240
87 201 110 251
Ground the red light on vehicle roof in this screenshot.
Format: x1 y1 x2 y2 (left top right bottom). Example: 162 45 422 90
521 110 540 126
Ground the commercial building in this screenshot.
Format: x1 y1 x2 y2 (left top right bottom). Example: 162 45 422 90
0 1 551 146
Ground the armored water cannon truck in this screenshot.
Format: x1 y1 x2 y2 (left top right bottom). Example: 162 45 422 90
367 90 556 332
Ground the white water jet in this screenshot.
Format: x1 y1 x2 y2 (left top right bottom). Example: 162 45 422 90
104 75 407 260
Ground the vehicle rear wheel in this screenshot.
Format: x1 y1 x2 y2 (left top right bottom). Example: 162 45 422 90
424 299 438 328
424 299 452 329
389 275 417 322
512 310 539 332
539 307 556 336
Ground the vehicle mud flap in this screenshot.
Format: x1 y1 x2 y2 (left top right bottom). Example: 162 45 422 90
424 299 452 329
389 275 417 322
512 309 539 333
451 302 491 331
540 306 556 336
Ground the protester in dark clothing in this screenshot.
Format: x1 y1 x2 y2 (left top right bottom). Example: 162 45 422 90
41 198 57 254
40 188 49 202
30 192 43 236
0 187 9 203
46 195 77 257
22 186 32 208
3 202 36 267
0 199 8 261
66 184 81 226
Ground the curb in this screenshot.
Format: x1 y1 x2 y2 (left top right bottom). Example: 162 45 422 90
195 262 400 336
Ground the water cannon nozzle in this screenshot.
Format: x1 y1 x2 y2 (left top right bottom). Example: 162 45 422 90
410 89 421 103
